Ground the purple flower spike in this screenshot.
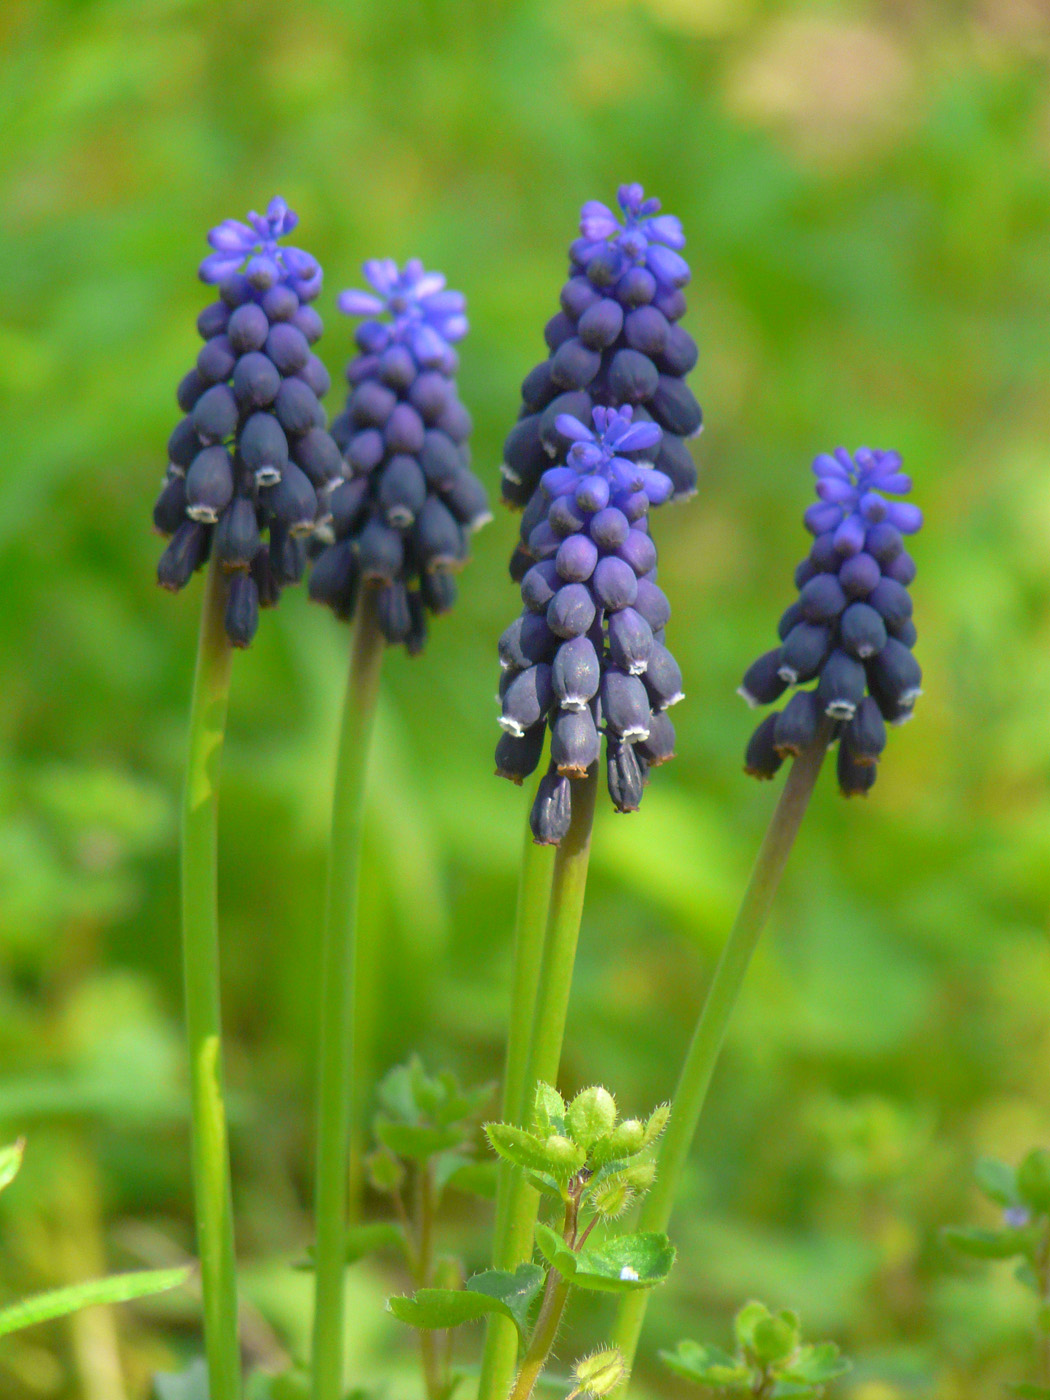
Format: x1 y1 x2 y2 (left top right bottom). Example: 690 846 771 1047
199 197 321 300
311 256 488 653
158 202 341 646
740 445 922 795
338 258 468 360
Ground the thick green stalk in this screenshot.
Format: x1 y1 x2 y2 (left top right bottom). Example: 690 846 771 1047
311 593 385 1400
478 767 598 1400
611 728 831 1381
476 810 555 1400
180 555 241 1400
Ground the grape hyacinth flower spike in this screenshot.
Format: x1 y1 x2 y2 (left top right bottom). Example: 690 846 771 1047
610 455 923 1378
154 197 342 647
501 181 701 554
308 258 490 651
496 405 685 844
739 447 922 794
156 196 340 1400
309 262 487 1400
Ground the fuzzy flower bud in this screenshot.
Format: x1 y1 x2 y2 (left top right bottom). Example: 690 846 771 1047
568 1348 628 1400
309 260 490 650
155 199 340 645
739 447 922 794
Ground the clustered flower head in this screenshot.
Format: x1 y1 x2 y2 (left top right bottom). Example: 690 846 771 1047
739 447 923 795
496 404 685 843
309 260 490 651
154 199 342 646
501 182 701 558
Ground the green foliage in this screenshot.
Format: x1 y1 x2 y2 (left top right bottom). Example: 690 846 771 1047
389 1263 545 1337
0 1266 190 1339
661 1301 850 1396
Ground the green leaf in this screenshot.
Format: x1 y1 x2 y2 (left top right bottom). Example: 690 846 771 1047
975 1157 1020 1207
152 1359 209 1400
485 1123 584 1179
374 1117 464 1161
751 1311 798 1365
943 1225 1029 1259
659 1340 746 1385
571 1232 676 1293
734 1301 772 1351
346 1221 406 1264
0 1138 25 1193
534 1083 567 1136
782 1342 851 1384
464 1264 546 1336
377 1060 420 1123
1007 1385 1050 1398
388 1264 544 1337
565 1087 617 1150
0 1266 190 1338
534 1221 577 1277
589 1121 645 1168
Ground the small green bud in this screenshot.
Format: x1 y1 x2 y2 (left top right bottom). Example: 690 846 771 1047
589 1179 634 1218
750 1311 798 1365
1018 1149 1050 1213
642 1103 670 1147
620 1159 656 1192
567 1086 618 1150
544 1134 586 1175
367 1147 405 1193
568 1347 627 1399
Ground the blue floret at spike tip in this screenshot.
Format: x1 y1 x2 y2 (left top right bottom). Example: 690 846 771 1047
154 199 342 647
739 446 923 795
308 260 489 652
494 404 684 839
501 182 701 532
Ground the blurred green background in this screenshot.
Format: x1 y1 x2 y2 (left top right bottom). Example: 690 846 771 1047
2 0 1049 1395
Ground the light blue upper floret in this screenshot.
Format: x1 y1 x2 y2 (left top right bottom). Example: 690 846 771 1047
573 183 690 289
546 406 673 504
805 446 923 555
199 197 322 299
337 258 468 365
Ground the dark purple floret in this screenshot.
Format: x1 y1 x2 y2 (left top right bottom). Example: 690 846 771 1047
495 405 686 839
154 199 340 645
500 184 700 512
739 446 923 794
309 260 488 651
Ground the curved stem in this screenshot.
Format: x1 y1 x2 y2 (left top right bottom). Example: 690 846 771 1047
477 812 555 1400
181 555 240 1400
311 593 385 1400
479 768 598 1400
507 1272 572 1400
611 727 831 1384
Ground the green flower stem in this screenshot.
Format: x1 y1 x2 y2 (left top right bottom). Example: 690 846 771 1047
311 592 385 1400
507 1271 572 1400
611 727 831 1382
180 555 241 1400
477 810 555 1400
478 767 598 1400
